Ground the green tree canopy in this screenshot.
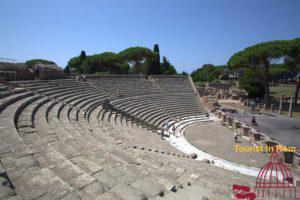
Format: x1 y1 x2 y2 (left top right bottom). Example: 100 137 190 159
65 50 88 74
66 52 130 74
119 47 152 74
89 52 120 73
66 56 82 73
239 69 265 99
284 38 300 72
25 59 56 68
191 64 220 82
268 64 293 82
80 50 86 62
65 45 177 75
228 40 289 99
148 44 161 74
161 56 177 75
284 38 300 104
181 71 189 76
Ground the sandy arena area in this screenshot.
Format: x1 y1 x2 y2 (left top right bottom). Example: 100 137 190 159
184 120 269 168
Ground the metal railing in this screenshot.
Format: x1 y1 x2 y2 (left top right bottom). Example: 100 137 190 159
0 71 17 81
0 58 17 63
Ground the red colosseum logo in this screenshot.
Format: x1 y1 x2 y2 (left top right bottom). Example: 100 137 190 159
232 152 299 199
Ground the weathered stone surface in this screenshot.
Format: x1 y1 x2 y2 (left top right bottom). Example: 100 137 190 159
0 162 5 176
190 173 200 180
1 155 39 180
159 178 176 192
0 144 12 156
12 143 33 158
0 186 17 199
0 176 10 187
109 183 148 200
70 172 96 190
17 121 33 128
176 175 191 188
0 177 14 199
14 155 39 169
6 195 24 200
15 168 73 199
93 167 128 190
0 78 259 200
161 183 212 200
60 192 80 200
70 156 103 175
95 192 122 200
131 179 164 197
175 167 185 174
77 181 105 200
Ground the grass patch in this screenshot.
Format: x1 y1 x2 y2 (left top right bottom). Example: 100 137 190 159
269 84 300 118
281 105 300 118
270 84 296 100
194 81 206 87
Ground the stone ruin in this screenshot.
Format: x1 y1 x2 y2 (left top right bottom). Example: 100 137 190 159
0 62 65 82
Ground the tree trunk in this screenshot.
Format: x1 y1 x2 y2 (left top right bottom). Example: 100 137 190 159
294 77 300 105
264 79 270 100
263 62 270 100
134 62 140 74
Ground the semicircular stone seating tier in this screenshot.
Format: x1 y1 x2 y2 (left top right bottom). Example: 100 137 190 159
0 77 255 200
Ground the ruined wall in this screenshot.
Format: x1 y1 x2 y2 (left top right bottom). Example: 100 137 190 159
0 62 65 80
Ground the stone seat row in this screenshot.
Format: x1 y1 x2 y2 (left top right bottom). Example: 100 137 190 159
0 77 256 199
0 89 150 199
0 83 200 199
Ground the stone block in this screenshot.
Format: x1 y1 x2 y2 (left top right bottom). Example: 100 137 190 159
0 186 16 200
0 162 5 176
190 153 197 159
70 156 103 175
95 192 122 200
78 181 105 199
131 179 164 197
158 178 176 192
253 132 261 141
110 183 148 200
70 172 96 190
190 173 200 180
176 167 185 174
241 126 250 136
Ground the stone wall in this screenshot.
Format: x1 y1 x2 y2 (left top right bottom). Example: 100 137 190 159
0 62 65 80
0 62 34 80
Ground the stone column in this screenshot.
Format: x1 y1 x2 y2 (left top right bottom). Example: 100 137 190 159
241 126 250 136
233 120 240 129
227 117 233 127
270 104 274 112
222 114 226 122
253 132 261 141
288 97 293 117
263 103 266 110
283 152 294 164
278 95 284 114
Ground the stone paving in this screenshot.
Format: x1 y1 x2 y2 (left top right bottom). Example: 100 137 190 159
232 112 300 154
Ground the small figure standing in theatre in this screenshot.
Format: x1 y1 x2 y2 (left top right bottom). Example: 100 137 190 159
251 115 257 126
234 129 239 143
